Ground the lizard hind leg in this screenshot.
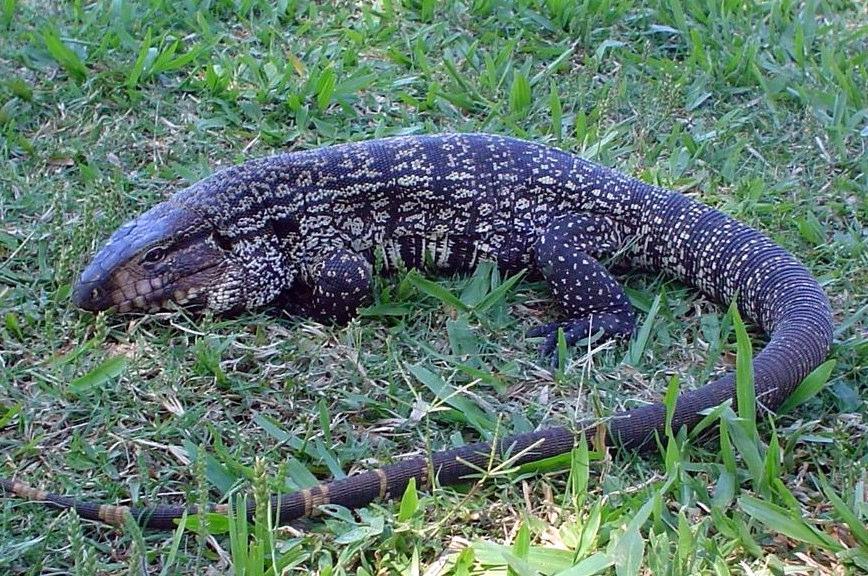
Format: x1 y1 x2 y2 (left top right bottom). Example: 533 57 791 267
530 214 636 358
307 248 373 324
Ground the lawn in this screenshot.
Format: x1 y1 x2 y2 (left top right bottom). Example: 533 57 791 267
0 0 865 574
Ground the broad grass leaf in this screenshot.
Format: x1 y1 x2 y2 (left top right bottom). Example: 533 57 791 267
408 364 494 436
69 356 127 395
626 291 663 366
513 522 530 559
42 26 87 82
316 67 336 111
459 261 494 307
612 495 655 576
475 269 525 313
613 527 644 576
509 71 531 116
179 512 230 534
818 473 868 548
778 359 836 414
447 317 479 359
397 477 418 522
159 513 188 575
738 495 842 552
730 303 756 431
554 552 612 576
0 404 21 427
284 457 319 490
472 540 574 573
406 271 469 312
357 303 411 317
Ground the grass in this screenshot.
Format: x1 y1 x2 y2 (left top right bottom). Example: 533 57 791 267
0 0 865 574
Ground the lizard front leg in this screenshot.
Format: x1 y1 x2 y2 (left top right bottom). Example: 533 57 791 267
305 248 373 324
529 214 635 357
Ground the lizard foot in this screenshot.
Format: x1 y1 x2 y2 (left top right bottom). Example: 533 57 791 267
527 310 634 361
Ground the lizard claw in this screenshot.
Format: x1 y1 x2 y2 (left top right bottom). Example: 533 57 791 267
528 310 634 366
526 321 560 339
527 319 599 363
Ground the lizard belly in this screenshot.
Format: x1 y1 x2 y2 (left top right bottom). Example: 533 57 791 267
377 233 484 274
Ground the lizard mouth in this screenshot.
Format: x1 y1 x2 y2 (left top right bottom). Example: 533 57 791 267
73 277 197 314
72 261 233 314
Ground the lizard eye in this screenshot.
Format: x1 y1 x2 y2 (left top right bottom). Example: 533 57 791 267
142 246 167 265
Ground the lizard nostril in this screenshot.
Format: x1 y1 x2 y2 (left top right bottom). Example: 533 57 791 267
72 280 104 311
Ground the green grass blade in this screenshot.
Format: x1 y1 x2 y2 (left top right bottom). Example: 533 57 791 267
1 0 15 30
626 291 663 366
509 70 532 117
316 67 336 111
730 302 756 432
778 359 836 414
513 521 530 559
568 437 590 505
474 269 525 313
397 477 419 522
549 82 563 140
318 398 332 445
408 364 494 436
126 28 152 90
817 473 868 548
460 261 495 307
42 26 87 83
554 552 612 576
406 271 470 312
158 513 188 576
738 495 843 552
68 356 128 395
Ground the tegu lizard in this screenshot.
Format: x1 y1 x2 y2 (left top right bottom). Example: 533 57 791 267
2 134 833 528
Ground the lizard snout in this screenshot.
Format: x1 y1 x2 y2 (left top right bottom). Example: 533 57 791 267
71 278 110 311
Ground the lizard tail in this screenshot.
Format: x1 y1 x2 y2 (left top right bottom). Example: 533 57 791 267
606 189 834 450
0 477 230 529
1 191 833 530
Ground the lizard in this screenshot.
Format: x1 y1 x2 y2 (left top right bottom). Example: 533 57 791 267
1 133 833 529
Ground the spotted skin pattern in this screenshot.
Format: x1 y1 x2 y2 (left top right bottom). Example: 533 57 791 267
529 214 635 355
6 134 832 529
306 248 373 323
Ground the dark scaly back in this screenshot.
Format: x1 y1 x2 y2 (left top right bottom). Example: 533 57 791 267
1 134 833 528
171 134 645 281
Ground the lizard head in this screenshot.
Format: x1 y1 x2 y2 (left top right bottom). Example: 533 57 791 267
72 202 247 314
